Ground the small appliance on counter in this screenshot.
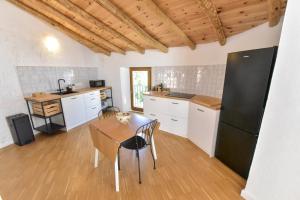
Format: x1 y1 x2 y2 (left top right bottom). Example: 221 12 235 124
89 80 105 88
6 113 35 146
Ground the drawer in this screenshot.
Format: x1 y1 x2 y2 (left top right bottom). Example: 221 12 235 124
85 91 100 100
86 105 100 121
144 112 162 122
84 93 101 108
163 98 189 118
62 94 83 102
143 96 165 115
161 115 188 138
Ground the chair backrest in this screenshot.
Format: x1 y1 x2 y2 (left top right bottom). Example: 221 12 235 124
98 106 120 119
136 119 158 145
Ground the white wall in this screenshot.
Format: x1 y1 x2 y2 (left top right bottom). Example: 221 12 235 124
0 1 104 148
102 21 284 111
242 1 300 199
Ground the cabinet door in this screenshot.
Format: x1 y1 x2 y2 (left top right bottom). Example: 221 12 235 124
188 103 220 156
62 95 86 130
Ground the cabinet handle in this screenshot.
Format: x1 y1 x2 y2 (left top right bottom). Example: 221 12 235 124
91 98 95 100
171 118 178 122
171 102 179 105
197 108 204 112
71 97 77 100
90 93 95 96
91 107 97 110
150 98 156 101
150 113 156 116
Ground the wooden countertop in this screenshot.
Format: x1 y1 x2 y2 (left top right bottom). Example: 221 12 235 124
24 86 112 102
144 91 221 110
24 94 61 103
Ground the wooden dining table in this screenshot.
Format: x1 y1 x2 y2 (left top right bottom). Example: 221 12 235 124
89 113 157 192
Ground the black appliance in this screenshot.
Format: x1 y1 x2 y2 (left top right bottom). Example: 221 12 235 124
6 113 35 146
166 92 195 99
89 80 105 88
215 47 278 179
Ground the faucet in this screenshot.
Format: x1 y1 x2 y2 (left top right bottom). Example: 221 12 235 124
58 79 65 94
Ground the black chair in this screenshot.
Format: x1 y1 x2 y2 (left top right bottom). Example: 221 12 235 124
98 106 120 119
118 119 158 184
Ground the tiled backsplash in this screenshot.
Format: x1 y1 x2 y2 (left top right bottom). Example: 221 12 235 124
16 66 98 95
152 65 226 98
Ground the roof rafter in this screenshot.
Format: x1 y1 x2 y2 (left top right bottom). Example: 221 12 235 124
268 0 282 27
94 0 168 53
8 0 111 55
19 0 125 54
195 0 226 46
136 0 196 50
43 0 145 54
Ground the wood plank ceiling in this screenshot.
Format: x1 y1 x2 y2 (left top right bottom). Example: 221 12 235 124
8 0 287 56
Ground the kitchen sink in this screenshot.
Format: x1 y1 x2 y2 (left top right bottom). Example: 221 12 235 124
51 91 78 95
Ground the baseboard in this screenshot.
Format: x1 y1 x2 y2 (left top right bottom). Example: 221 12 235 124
0 140 13 149
241 189 256 200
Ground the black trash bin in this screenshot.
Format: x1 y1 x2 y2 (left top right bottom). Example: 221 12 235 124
6 113 35 146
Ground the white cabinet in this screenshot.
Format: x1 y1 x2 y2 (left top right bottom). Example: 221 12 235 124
62 94 86 131
61 91 101 131
162 98 189 118
144 95 221 156
162 115 188 138
144 96 165 115
84 91 101 121
188 102 220 157
144 95 188 138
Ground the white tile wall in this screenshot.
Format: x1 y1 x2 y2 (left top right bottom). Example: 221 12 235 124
16 66 98 95
152 65 226 98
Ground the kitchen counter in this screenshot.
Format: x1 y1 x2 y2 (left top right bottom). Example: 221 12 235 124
24 86 112 101
144 91 221 110
58 86 112 98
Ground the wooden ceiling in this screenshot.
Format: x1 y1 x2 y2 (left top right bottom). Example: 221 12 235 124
8 0 287 56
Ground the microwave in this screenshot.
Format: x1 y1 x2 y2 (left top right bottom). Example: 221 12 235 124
89 80 105 88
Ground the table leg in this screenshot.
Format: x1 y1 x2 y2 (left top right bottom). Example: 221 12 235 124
94 148 99 168
115 155 120 192
151 135 157 160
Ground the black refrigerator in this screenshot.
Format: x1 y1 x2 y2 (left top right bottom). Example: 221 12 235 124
215 47 277 179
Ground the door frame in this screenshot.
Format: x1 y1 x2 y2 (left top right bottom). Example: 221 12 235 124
129 67 152 112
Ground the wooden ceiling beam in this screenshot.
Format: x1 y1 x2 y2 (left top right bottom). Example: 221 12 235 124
136 0 196 50
18 0 125 54
38 0 125 54
8 0 111 55
268 0 282 27
43 0 145 54
196 0 226 46
94 0 168 53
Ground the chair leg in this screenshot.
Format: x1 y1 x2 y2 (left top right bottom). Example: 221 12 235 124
94 148 99 168
151 135 157 160
118 146 121 171
136 150 142 184
150 145 156 170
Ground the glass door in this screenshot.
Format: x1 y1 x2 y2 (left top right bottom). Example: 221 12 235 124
130 67 151 112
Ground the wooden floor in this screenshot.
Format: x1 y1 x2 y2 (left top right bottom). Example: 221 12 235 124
0 122 245 200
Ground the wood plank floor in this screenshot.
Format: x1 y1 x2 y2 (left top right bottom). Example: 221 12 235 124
0 122 245 200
